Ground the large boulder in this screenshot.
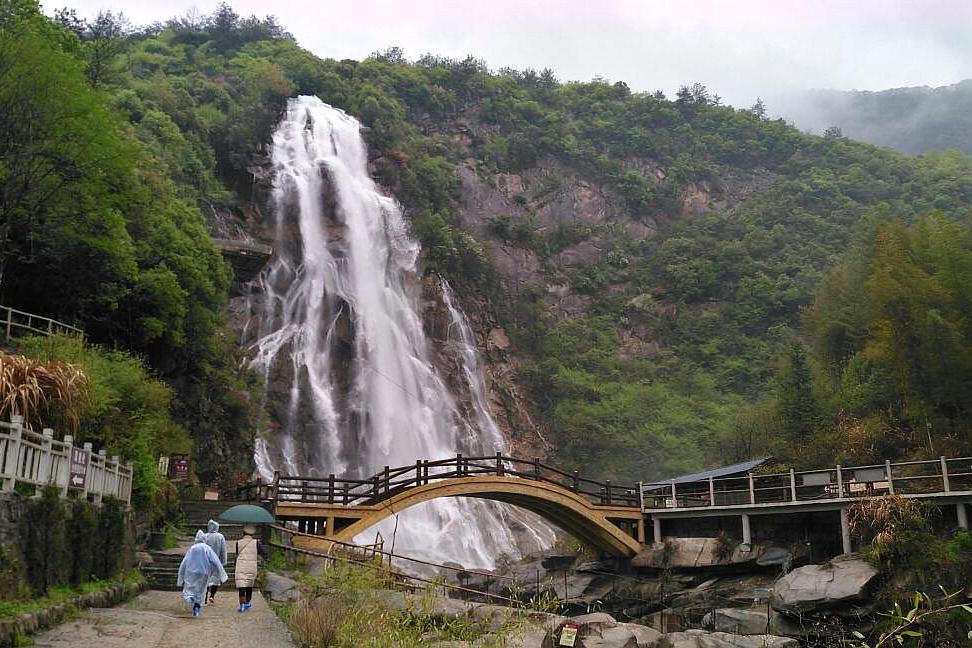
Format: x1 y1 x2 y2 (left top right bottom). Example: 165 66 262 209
658 629 799 648
701 608 802 637
264 572 300 603
770 556 878 614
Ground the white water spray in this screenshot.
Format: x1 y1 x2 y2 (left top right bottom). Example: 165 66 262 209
247 96 551 566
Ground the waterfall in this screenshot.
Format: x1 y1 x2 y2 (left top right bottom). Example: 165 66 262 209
247 95 551 566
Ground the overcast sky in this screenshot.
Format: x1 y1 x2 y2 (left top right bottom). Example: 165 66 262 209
48 0 972 112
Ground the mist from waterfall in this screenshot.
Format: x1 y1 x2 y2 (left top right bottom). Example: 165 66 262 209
247 95 552 567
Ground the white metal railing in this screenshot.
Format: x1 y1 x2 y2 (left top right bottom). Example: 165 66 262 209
0 305 84 340
0 416 131 504
642 456 972 512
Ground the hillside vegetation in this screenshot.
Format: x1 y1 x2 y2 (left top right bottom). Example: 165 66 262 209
4 1 972 487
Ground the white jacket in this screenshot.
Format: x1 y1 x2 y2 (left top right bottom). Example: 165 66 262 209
235 535 259 588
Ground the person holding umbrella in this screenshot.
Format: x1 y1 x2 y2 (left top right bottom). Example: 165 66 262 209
217 504 274 613
235 524 260 612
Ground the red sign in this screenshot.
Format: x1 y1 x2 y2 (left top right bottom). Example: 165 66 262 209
170 456 191 481
69 447 88 489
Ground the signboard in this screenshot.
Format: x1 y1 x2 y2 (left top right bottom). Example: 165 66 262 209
170 456 191 481
558 623 578 647
69 447 88 490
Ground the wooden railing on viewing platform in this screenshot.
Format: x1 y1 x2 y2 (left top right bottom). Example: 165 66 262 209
0 416 132 504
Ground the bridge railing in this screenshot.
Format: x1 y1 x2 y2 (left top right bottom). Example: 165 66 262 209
266 453 641 508
642 456 972 511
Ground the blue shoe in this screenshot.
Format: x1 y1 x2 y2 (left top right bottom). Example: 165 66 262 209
238 604 245 613
243 602 252 611
192 606 201 618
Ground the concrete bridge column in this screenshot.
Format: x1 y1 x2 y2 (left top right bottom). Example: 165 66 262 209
741 513 751 546
840 508 852 554
957 503 969 530
653 517 662 543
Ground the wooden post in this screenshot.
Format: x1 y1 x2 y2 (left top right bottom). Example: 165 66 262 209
456 453 463 477
708 476 715 506
383 465 390 493
372 474 380 497
415 460 421 486
885 460 895 495
836 465 843 498
789 469 797 502
573 470 580 492
605 480 612 505
748 474 755 504
533 457 541 479
495 451 503 476
422 460 428 484
343 482 349 505
941 456 950 493
326 516 336 536
636 517 646 544
328 474 335 503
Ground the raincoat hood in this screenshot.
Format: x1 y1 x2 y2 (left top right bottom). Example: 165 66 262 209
207 519 219 533
194 530 206 543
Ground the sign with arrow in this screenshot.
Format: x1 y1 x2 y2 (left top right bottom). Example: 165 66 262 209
69 447 88 489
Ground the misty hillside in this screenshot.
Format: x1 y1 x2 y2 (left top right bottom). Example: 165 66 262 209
787 80 972 155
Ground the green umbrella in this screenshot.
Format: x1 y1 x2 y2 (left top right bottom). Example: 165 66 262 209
217 504 275 524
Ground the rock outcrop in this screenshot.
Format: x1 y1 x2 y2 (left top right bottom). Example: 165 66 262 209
770 555 878 614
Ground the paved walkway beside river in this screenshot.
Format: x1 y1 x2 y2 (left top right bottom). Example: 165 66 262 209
30 589 295 648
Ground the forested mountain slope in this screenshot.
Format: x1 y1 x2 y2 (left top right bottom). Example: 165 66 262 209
5 1 972 486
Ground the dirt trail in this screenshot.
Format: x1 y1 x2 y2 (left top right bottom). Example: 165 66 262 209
30 589 295 648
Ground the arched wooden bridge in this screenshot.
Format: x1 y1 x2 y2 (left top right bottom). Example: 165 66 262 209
253 454 645 557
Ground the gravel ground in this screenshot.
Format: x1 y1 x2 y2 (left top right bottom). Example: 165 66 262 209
30 588 295 648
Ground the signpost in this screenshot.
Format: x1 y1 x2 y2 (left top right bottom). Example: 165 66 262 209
171 456 191 481
69 447 88 490
558 623 578 647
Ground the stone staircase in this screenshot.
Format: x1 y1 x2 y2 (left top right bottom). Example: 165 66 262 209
179 500 252 541
140 548 237 591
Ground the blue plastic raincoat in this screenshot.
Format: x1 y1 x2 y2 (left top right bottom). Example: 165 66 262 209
177 530 227 608
203 520 228 586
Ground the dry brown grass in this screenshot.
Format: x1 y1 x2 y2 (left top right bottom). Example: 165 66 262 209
287 595 348 647
0 352 88 432
848 495 927 546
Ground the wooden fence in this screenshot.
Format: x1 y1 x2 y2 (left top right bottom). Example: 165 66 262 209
0 416 132 504
1 305 84 341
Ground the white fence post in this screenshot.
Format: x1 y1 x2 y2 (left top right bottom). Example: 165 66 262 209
35 429 54 497
110 455 120 501
94 449 107 504
60 435 73 497
1 418 22 492
82 442 93 500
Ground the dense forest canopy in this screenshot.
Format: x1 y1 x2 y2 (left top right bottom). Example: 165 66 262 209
3 0 972 490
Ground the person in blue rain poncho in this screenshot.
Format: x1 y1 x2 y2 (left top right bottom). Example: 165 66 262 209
177 530 227 617
203 519 228 604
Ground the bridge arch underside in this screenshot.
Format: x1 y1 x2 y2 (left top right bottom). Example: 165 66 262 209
278 476 643 557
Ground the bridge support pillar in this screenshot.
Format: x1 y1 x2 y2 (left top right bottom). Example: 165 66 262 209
637 518 645 544
840 508 852 554
741 513 751 547
327 516 336 535
653 517 662 544
957 503 968 530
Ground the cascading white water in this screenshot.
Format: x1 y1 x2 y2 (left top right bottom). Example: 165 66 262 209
248 95 551 566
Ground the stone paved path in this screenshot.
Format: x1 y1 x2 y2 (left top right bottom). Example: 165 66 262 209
30 589 295 648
